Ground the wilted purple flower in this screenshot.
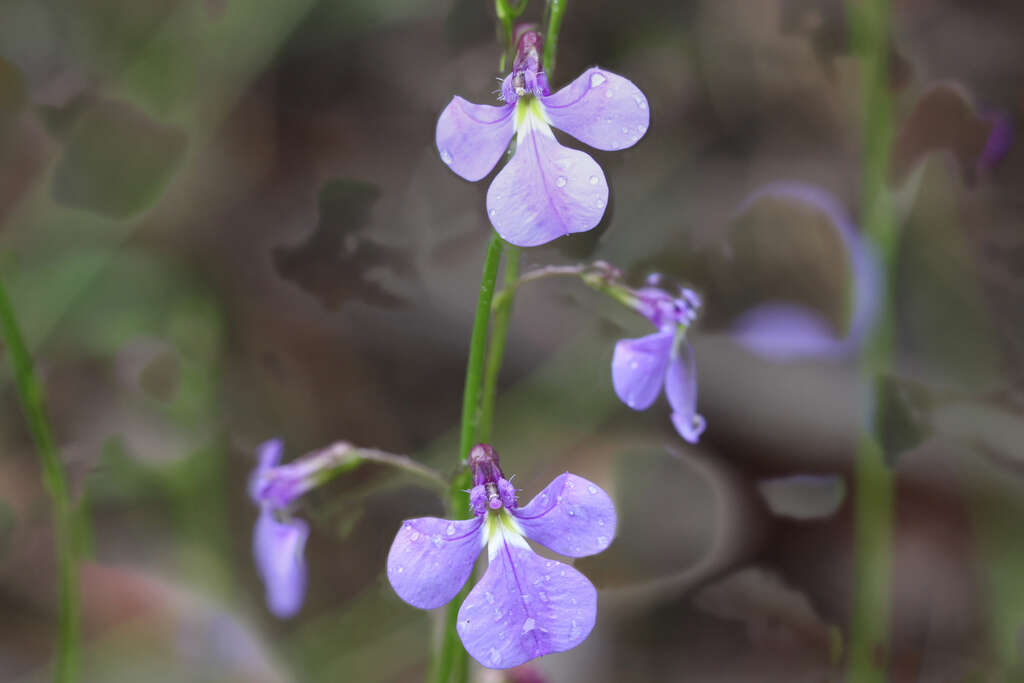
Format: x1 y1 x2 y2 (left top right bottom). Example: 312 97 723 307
436 29 649 247
728 182 882 361
612 283 706 444
249 439 310 619
387 444 616 669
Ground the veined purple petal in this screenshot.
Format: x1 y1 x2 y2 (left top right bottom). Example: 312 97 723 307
436 97 516 182
511 473 616 557
540 67 649 151
387 517 484 610
253 510 308 618
486 124 608 247
665 342 705 444
730 182 883 360
730 303 847 361
457 543 596 669
611 330 673 410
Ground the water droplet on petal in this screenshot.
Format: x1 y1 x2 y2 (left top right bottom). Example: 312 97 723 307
485 591 495 604
588 485 597 494
589 175 599 185
410 532 419 541
489 649 502 666
598 519 605 526
570 597 577 605
489 209 497 218
555 175 567 188
621 126 629 134
396 566 404 574
635 96 647 109
432 535 443 548
604 89 614 99
598 535 608 545
440 149 453 164
570 620 580 638
539 592 549 602
590 72 606 88
522 618 536 633
446 523 456 535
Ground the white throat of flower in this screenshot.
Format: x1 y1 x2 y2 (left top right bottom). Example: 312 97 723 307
513 96 555 145
483 508 530 561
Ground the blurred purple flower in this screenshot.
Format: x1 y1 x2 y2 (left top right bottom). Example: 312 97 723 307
436 30 649 247
728 182 882 361
612 284 706 444
979 111 1013 172
249 439 310 619
387 444 616 669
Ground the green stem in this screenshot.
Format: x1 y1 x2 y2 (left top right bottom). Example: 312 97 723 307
430 235 504 683
542 0 567 80
846 0 896 680
478 245 520 443
0 276 80 682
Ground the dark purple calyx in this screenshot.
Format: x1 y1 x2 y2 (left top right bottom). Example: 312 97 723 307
467 443 518 515
501 27 549 102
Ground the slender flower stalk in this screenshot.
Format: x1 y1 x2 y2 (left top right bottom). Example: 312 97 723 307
846 0 896 680
0 276 80 682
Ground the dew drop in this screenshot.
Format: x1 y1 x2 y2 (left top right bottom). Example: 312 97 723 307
489 649 502 666
493 609 503 621
410 532 419 541
446 523 456 536
546 561 556 568
432 535 443 548
522 618 536 633
544 575 551 582
588 175 599 185
570 620 580 638
539 592 549 602
555 175 567 188
598 519 605 526
635 95 647 109
590 72 606 88
489 208 497 218
485 591 495 604
604 89 614 99
570 597 577 605
396 566 404 574
588 485 597 494
598 535 608 545
621 126 629 134
440 149 453 164
568 508 576 516
560 570 566 577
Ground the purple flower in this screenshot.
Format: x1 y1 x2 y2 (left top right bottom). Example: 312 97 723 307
612 283 706 444
387 444 616 669
728 182 882 361
249 439 310 619
436 29 649 247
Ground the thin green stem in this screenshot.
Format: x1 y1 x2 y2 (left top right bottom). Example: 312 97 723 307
542 0 567 79
430 234 504 683
846 0 896 680
0 276 79 682
479 245 520 443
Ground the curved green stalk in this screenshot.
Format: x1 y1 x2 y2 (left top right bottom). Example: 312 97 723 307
479 245 520 443
542 0 567 79
0 276 80 682
430 235 504 683
846 0 896 680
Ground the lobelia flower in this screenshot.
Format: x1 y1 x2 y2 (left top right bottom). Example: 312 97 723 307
727 182 882 361
248 439 311 618
386 444 616 669
611 280 706 443
436 28 649 247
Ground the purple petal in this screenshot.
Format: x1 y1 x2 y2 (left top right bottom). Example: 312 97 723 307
611 330 673 410
540 67 649 151
387 517 484 610
257 439 283 471
665 342 705 444
730 303 847 361
486 125 608 247
253 510 308 618
457 543 596 669
511 473 616 557
730 182 883 360
436 97 516 182
979 111 1013 171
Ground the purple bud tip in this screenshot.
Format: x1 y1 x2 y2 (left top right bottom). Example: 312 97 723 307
468 443 504 486
488 498 502 510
